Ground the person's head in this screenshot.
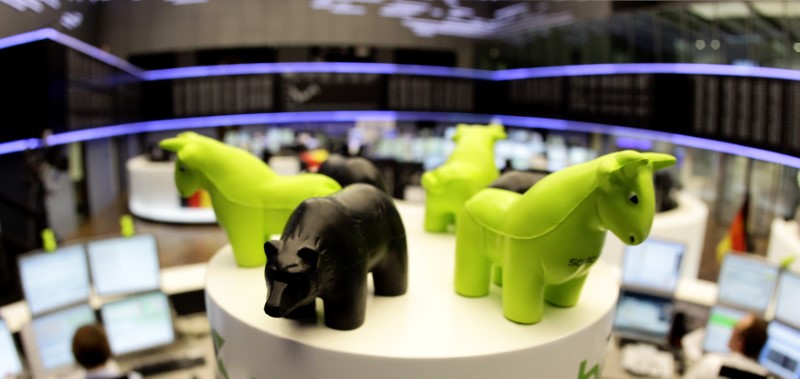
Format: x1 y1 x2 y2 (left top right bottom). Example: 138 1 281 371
728 314 768 359
71 324 112 370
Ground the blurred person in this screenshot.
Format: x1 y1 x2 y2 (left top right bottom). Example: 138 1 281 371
683 313 769 379
71 324 142 379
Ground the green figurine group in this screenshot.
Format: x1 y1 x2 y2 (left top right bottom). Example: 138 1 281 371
160 126 675 325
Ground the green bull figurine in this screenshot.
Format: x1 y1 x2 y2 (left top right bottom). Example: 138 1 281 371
421 123 506 232
454 150 676 324
160 132 341 267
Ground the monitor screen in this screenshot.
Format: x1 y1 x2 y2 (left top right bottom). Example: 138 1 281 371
716 253 779 315
759 321 800 379
87 234 161 297
621 238 685 295
31 303 96 370
18 245 91 316
775 271 800 330
101 291 175 356
613 291 674 344
702 305 749 354
0 318 23 377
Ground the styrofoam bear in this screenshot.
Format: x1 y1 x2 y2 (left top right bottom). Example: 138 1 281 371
317 154 388 194
263 183 408 330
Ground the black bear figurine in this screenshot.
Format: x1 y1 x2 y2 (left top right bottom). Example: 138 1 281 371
263 183 408 330
317 154 388 194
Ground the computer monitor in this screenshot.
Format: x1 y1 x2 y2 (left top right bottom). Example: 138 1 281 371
621 238 685 295
613 291 674 345
29 303 96 372
18 245 91 316
86 234 161 297
775 271 800 330
0 318 23 378
716 253 779 315
702 305 749 354
759 321 800 379
100 291 175 356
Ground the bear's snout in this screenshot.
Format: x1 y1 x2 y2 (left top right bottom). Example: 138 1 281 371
264 303 286 317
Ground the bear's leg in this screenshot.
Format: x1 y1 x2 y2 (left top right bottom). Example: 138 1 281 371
503 241 545 324
454 210 492 297
323 277 368 330
373 237 408 296
545 273 588 308
218 204 268 267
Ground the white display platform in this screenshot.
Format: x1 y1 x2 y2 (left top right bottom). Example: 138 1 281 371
767 217 800 270
600 192 709 280
126 155 216 223
206 202 619 378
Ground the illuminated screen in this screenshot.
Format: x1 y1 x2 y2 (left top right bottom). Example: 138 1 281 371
0 319 23 377
775 271 800 330
19 245 91 316
613 291 674 344
759 322 800 379
702 305 748 354
101 291 175 355
621 238 684 295
717 253 779 315
31 303 96 370
87 234 161 297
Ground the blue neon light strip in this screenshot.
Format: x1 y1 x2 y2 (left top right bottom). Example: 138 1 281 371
492 63 800 81
0 28 144 77
2 28 800 167
144 62 494 81
33 111 800 169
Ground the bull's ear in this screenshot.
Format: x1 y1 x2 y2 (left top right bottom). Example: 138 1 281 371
264 240 282 259
488 124 507 141
159 137 186 152
452 124 467 142
297 247 319 269
642 152 677 171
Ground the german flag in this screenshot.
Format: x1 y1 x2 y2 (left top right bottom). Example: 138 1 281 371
716 193 750 262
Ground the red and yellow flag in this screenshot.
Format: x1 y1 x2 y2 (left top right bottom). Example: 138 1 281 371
716 194 750 262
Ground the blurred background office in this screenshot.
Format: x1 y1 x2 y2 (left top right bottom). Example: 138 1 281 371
1 1 800 378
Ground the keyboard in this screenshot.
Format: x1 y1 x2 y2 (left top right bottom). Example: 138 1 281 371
132 356 206 377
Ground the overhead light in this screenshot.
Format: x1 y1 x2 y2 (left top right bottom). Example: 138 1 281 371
695 40 706 50
711 40 720 50
794 43 800 53
59 11 83 29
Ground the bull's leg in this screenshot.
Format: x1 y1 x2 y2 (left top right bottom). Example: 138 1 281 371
503 240 545 324
217 203 268 267
545 273 588 307
424 201 450 233
454 209 492 297
492 265 503 286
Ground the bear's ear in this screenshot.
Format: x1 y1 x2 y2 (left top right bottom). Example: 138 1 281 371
264 240 282 259
297 247 319 269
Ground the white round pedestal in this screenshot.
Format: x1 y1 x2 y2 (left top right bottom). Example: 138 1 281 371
205 202 619 378
127 155 216 223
